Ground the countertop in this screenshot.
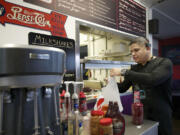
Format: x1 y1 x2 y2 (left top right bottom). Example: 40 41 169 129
124 115 159 135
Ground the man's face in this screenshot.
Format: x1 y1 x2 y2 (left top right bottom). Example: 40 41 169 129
130 43 150 64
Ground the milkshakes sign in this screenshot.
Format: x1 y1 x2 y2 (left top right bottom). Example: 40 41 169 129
29 32 76 81
0 0 67 37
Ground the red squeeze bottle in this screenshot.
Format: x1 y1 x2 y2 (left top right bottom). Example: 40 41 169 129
60 90 65 109
79 92 87 116
132 91 144 125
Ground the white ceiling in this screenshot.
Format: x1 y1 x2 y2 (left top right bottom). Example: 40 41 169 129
150 0 180 39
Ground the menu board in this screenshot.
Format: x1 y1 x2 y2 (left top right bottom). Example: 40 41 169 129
24 0 146 37
57 0 117 29
118 0 146 36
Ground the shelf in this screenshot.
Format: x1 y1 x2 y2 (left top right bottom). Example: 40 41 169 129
81 59 135 69
100 52 131 57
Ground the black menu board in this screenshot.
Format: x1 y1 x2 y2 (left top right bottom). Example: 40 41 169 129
24 0 146 37
118 0 146 36
56 0 117 29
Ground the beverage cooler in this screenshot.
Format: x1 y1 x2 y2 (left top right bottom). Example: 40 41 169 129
0 44 66 135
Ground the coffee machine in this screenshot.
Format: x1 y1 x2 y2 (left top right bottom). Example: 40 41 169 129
0 44 66 135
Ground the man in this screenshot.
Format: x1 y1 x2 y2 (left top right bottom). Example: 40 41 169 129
110 37 173 135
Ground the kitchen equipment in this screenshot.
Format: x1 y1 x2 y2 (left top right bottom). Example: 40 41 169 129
0 44 65 135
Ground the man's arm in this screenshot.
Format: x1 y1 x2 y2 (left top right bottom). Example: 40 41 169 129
117 79 132 93
124 58 173 87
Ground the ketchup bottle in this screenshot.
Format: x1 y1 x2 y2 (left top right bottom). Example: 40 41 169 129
132 91 144 125
79 92 87 116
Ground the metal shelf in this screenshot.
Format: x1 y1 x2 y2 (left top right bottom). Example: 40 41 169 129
81 59 135 69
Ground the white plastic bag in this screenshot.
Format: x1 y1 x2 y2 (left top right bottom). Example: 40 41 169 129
101 77 123 112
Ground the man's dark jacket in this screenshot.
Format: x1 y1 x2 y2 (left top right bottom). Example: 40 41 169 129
118 57 173 135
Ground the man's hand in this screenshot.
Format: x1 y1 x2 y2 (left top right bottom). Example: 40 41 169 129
110 68 121 77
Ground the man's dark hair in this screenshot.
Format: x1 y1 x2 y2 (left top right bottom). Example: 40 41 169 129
129 37 151 47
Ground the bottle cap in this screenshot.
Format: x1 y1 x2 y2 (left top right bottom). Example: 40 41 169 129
91 110 104 116
79 92 86 98
100 118 112 125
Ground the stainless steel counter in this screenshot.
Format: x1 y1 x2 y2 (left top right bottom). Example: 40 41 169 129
124 115 159 135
